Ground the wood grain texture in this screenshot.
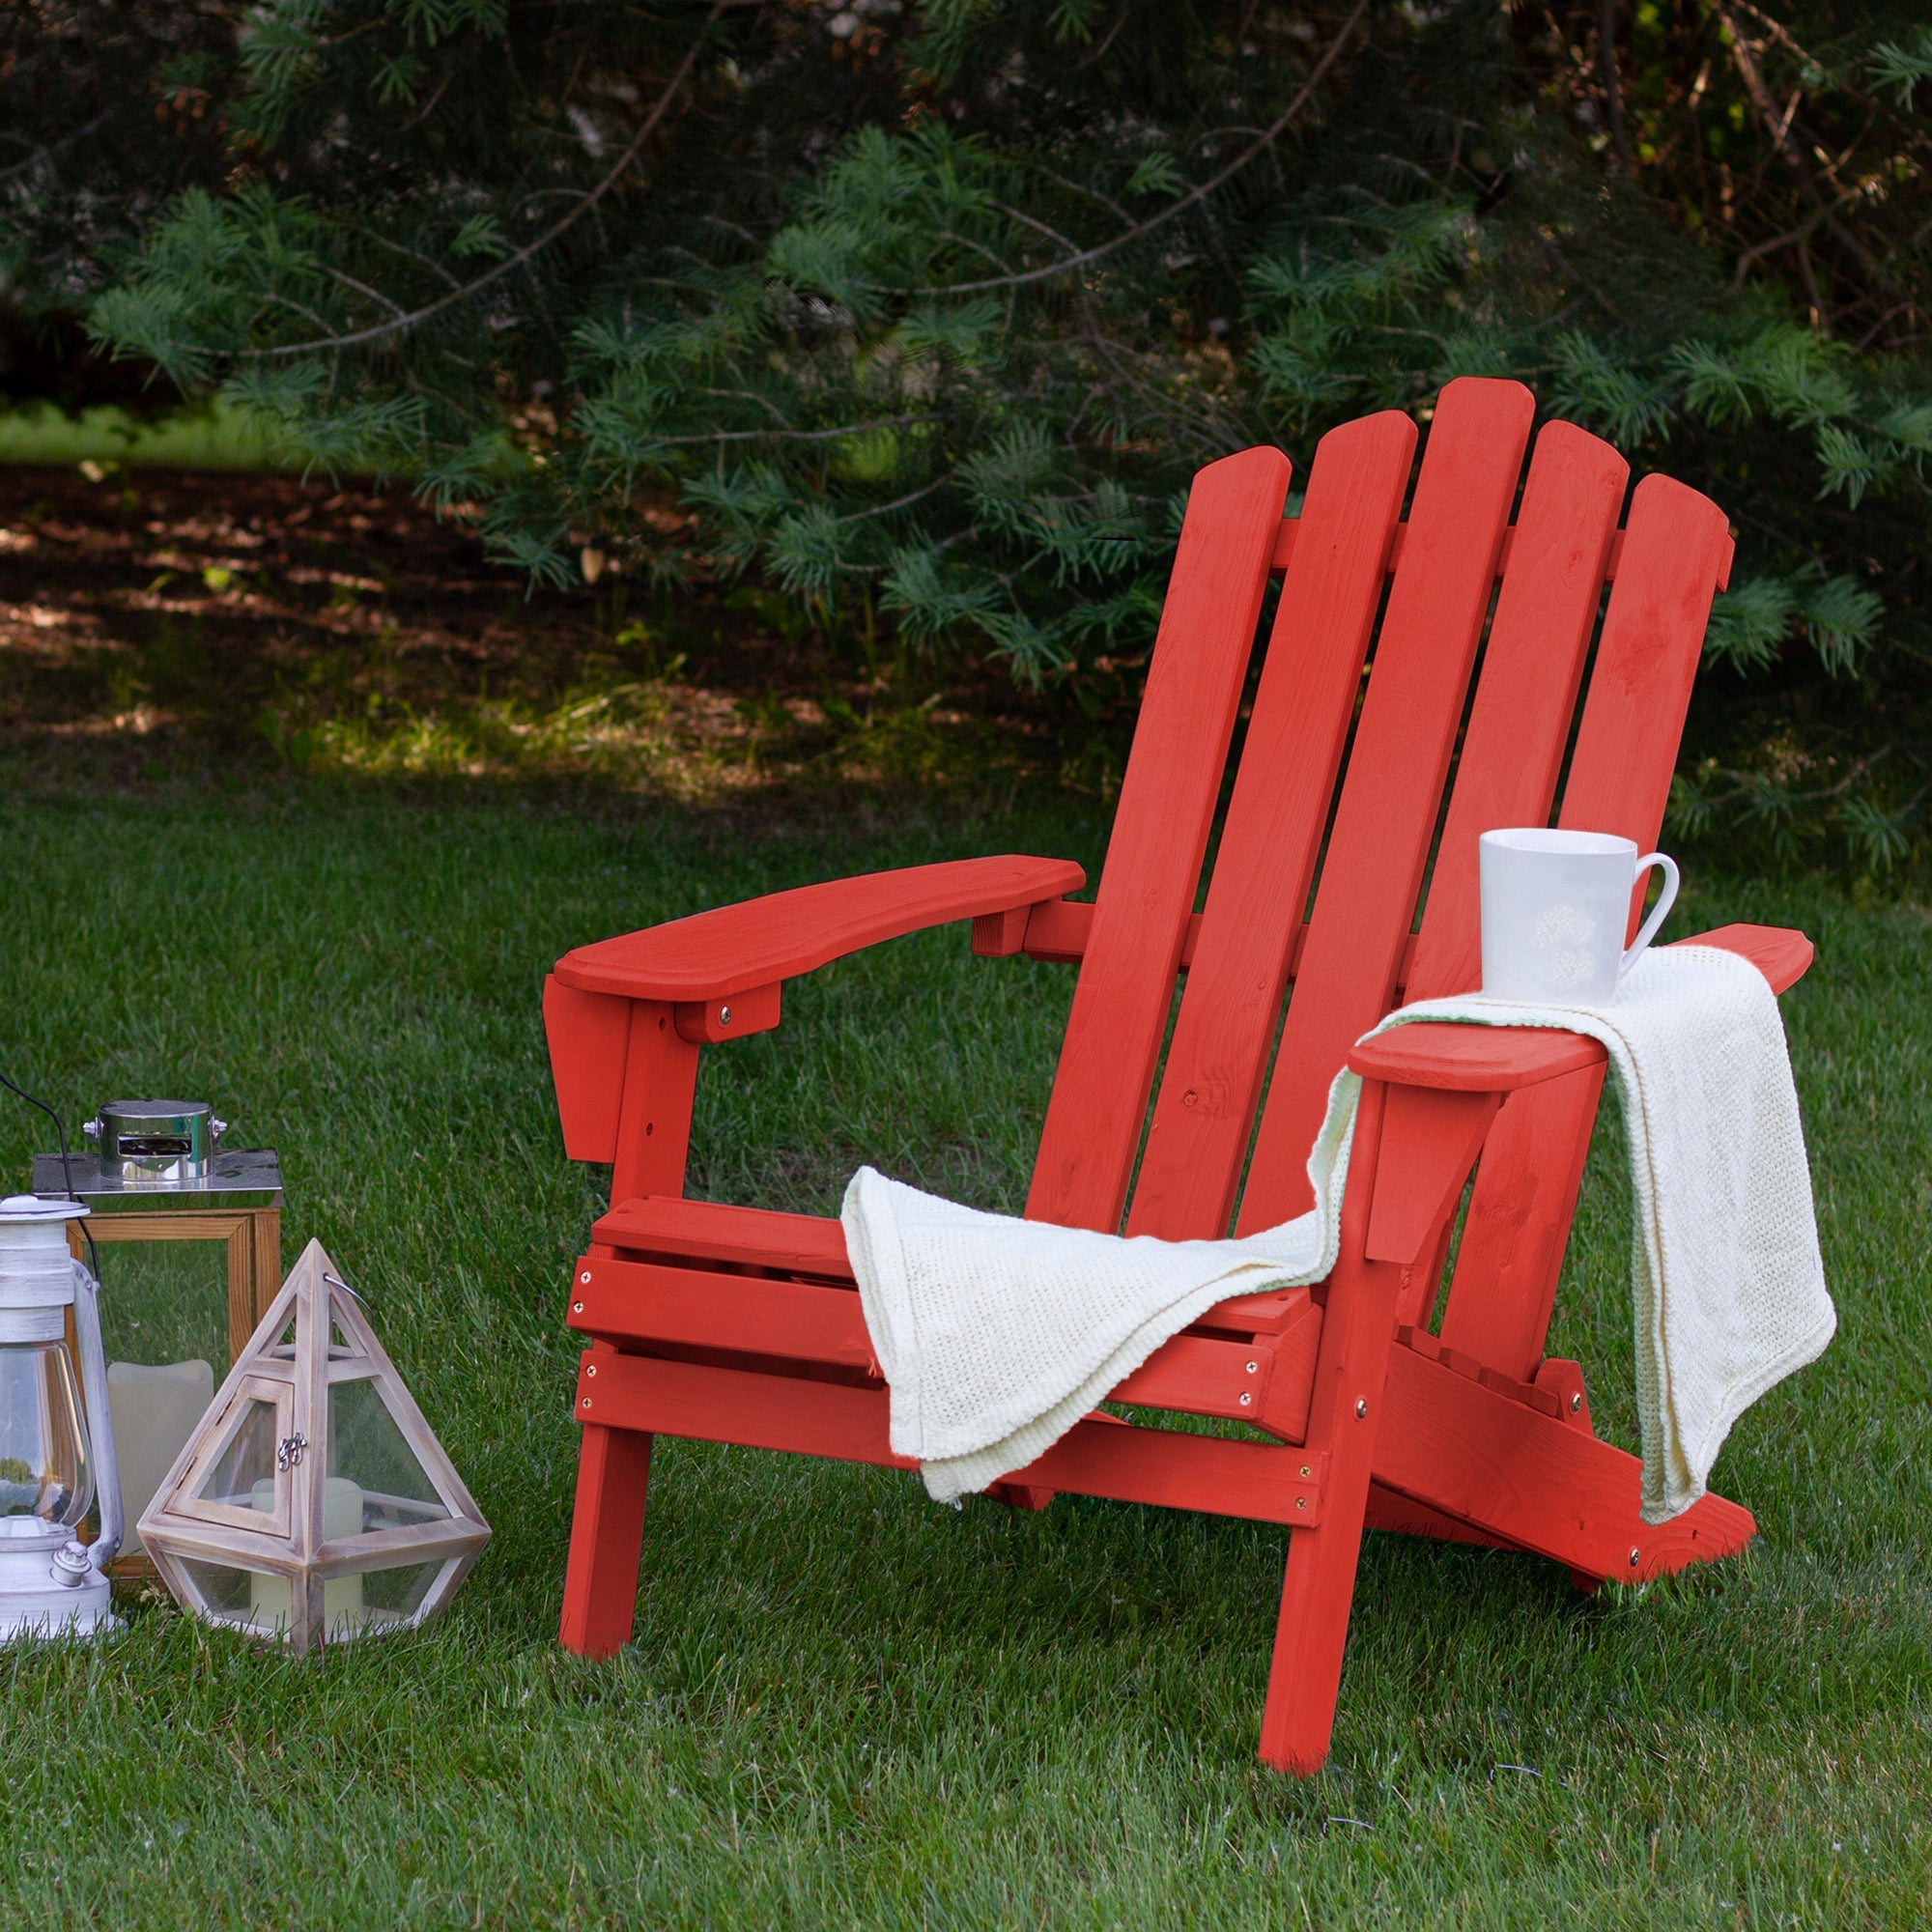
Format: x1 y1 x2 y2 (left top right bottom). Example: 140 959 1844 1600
556 855 1086 1001
1257 1082 1401 1773
1238 379 1535 1234
1128 411 1415 1239
1027 446 1293 1231
1347 1023 1608 1091
1372 1343 1756 1581
1405 419 1629 1003
1434 467 1738 1376
609 1003 699 1207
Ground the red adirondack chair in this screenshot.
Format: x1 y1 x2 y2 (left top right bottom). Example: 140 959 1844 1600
542 378 1814 1774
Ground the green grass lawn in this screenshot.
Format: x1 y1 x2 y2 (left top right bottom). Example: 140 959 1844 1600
1 768 1927 1929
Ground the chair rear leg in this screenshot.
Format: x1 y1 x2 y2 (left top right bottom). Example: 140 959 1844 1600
559 1421 653 1656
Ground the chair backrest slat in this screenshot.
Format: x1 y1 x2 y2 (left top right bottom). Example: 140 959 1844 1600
1025 447 1292 1231
1403 419 1630 1003
1434 469 1733 1364
1125 412 1415 1240
1235 378 1534 1234
1555 472 1733 854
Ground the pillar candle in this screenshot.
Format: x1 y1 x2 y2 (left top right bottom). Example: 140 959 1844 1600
107 1360 214 1553
248 1476 366 1634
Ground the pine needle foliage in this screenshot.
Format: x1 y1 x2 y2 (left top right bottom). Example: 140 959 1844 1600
29 0 1932 868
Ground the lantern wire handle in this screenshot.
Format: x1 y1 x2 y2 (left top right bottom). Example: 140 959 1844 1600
322 1269 371 1310
0 1069 100 1279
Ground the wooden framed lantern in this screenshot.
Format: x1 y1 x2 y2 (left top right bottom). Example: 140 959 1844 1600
35 1102 283 1578
138 1240 490 1652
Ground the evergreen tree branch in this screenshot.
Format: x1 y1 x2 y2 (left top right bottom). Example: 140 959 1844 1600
876 0 1371 297
249 1 730 358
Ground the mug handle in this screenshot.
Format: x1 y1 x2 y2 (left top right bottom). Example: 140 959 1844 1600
1620 853 1680 978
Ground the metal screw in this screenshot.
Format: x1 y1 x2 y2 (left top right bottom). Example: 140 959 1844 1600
1299 1464 1312 1478
582 1397 592 1408
584 1363 597 1377
1354 1398 1369 1419
580 1271 592 1285
719 1005 732 1026
1238 1393 1252 1406
1570 1392 1583 1414
1294 1498 1307 1511
1628 1548 1640 1569
1245 1360 1259 1374
573 1300 584 1314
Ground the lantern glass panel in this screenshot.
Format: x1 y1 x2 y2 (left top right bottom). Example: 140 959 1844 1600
194 1397 282 1510
328 1377 450 1531
0 1343 92 1533
358 1557 444 1627
98 1240 230 1372
176 1556 256 1626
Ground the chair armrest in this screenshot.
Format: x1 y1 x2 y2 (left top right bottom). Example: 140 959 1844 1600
1348 921 1813 1094
1669 923 1812 993
1348 1024 1607 1092
552 855 1087 1002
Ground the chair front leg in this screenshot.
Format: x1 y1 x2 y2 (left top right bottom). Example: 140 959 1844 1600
1258 1079 1506 1774
610 1000 701 1205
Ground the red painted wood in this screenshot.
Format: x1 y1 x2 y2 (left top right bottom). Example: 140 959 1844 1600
1363 1484 1516 1549
1347 1023 1608 1092
1405 420 1629 1002
1362 1087 1500 1267
1022 901 1419 991
578 1350 1328 1523
544 391 1781 1778
1435 1065 1605 1378
555 856 1086 1001
673 981 781 1045
1009 1422 1326 1522
1560 471 1735 866
557 1402 653 1657
609 1004 700 1207
570 1256 875 1372
594 1196 855 1279
1026 447 1293 1231
1671 923 1814 994
543 978 634 1163
1269 517 1626 582
1434 468 1738 1377
1372 1344 1755 1581
1129 411 1415 1239
1191 1283 1321 1339
581 1350 915 1468
1238 379 1536 1234
1257 1081 1401 1774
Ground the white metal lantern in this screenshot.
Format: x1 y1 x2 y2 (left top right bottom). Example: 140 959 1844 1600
138 1239 489 1651
0 1195 122 1639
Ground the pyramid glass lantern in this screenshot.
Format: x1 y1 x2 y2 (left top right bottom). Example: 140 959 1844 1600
138 1240 489 1651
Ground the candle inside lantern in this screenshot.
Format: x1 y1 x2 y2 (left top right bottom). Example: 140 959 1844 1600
107 1360 213 1554
248 1476 366 1634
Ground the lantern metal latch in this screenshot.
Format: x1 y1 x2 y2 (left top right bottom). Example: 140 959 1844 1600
277 1434 309 1471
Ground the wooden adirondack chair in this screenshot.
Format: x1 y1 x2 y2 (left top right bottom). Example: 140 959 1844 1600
541 378 1815 1774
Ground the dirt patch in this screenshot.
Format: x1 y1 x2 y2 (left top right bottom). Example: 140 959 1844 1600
0 465 1057 796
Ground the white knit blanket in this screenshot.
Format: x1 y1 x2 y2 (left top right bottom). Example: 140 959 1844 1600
843 944 1833 1520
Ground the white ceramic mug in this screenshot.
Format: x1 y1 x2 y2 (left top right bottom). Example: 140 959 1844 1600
1478 829 1679 1004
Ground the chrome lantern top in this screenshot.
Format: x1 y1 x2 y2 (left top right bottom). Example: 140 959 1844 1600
83 1099 226 1185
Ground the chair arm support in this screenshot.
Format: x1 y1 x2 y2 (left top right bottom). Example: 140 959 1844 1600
552 854 1086 1002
